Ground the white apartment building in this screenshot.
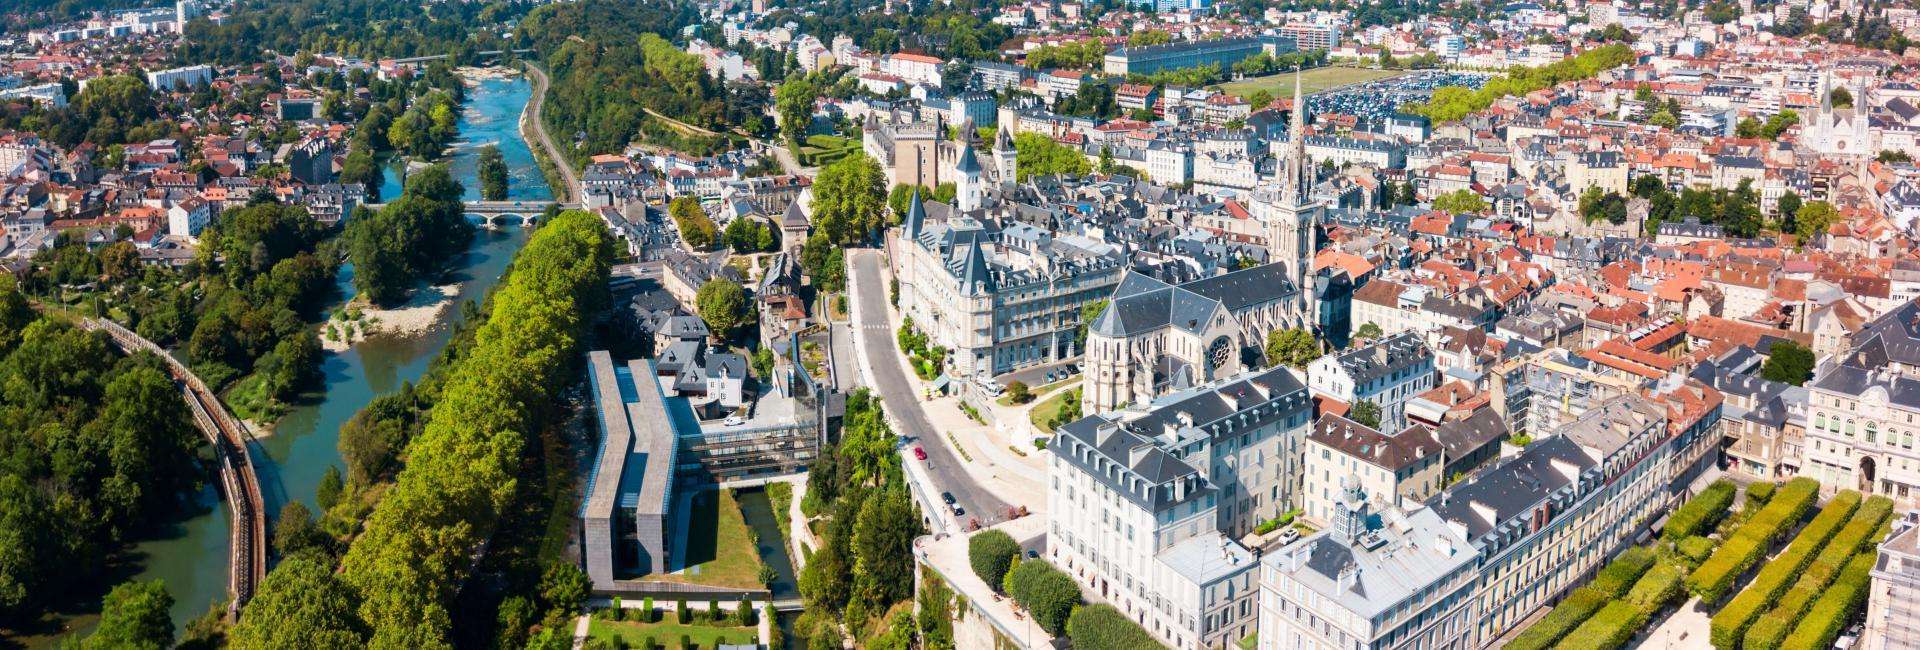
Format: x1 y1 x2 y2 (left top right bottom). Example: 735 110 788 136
1262 387 1721 649
1049 365 1314 649
1306 332 1437 432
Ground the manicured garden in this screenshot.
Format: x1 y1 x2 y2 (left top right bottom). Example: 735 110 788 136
588 598 765 650
642 489 768 590
1510 477 1893 650
794 134 860 167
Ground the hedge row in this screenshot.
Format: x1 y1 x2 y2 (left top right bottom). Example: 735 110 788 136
1780 552 1877 650
1555 563 1686 650
1665 480 1738 542
1686 478 1820 604
1741 496 1893 650
1006 560 1079 636
1066 604 1158 649
1506 547 1657 650
1746 482 1775 508
1709 490 1863 649
1677 536 1716 564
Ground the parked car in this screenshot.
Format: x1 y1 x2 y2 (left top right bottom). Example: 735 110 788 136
941 491 957 505
913 446 928 461
722 415 745 427
1026 549 1039 560
952 504 966 517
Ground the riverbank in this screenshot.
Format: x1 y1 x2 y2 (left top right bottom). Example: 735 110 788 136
320 282 464 352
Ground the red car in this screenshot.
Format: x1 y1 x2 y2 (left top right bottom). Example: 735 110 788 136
913 447 928 460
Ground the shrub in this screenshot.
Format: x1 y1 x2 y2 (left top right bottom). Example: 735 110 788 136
1687 478 1819 603
641 597 654 623
969 530 1021 591
1005 560 1080 636
1665 479 1738 542
1067 604 1157 648
1505 547 1654 649
676 599 690 624
1744 496 1894 649
1626 563 1686 613
1780 553 1876 650
1558 600 1644 650
1743 612 1794 650
1711 490 1861 648
1677 536 1715 564
1746 481 1775 506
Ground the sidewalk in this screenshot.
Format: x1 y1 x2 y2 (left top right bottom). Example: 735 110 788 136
916 518 1056 650
920 395 1048 511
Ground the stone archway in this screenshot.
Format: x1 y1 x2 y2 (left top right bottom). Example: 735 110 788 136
1861 456 1878 494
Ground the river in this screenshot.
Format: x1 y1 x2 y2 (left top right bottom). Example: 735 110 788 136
114 75 553 636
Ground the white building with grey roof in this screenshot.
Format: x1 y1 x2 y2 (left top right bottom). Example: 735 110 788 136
1048 364 1313 649
892 190 1127 378
1307 332 1437 433
1262 392 1696 649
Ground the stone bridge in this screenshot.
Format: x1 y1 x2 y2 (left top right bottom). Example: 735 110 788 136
360 200 582 228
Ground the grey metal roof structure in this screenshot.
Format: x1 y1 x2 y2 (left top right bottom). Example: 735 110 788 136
582 353 678 587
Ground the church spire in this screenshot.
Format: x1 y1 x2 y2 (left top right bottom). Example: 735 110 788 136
1283 66 1311 205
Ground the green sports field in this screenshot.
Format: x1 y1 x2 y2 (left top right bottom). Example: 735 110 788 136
1213 66 1405 100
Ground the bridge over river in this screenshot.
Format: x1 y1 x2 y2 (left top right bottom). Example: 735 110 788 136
359 199 583 228
83 318 267 621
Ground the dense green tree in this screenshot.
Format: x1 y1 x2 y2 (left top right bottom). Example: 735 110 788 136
1265 328 1320 369
228 553 368 649
1433 189 1488 214
851 488 920 613
81 580 174 650
477 144 509 201
1023 39 1106 69
538 561 591 630
1067 604 1158 649
1354 322 1383 343
1350 400 1382 428
969 530 1021 589
1005 560 1079 635
317 465 345 511
346 165 475 306
776 79 817 145
811 152 888 245
1795 200 1840 243
669 196 718 250
1405 45 1633 122
1761 341 1816 386
696 279 750 337
1013 132 1092 181
1776 191 1803 229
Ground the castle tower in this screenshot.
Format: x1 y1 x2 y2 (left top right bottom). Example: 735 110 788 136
955 145 983 212
992 123 1017 185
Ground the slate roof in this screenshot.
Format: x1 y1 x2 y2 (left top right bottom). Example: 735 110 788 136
1430 435 1594 539
1090 262 1298 337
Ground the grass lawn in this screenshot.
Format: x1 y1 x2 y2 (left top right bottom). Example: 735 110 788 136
794 134 860 166
997 376 1077 406
589 619 758 649
1213 66 1405 99
1027 382 1082 434
642 489 766 590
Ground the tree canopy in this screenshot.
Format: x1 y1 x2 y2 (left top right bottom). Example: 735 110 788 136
696 278 751 336
1013 132 1092 181
346 164 476 306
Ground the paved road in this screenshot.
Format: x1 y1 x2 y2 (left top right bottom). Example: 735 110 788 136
849 251 1012 526
520 62 580 201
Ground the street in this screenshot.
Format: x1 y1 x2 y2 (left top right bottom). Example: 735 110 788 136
848 250 1013 527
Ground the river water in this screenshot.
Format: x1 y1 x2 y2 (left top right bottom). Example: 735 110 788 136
115 75 552 634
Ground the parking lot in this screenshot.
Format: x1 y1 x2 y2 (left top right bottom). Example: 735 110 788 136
1306 70 1492 120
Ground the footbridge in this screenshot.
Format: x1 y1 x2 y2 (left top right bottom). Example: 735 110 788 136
83 318 267 621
